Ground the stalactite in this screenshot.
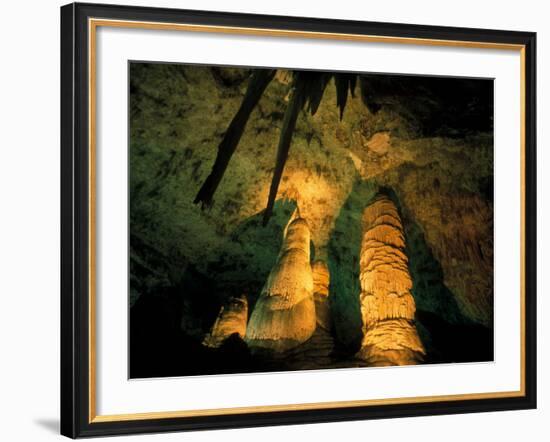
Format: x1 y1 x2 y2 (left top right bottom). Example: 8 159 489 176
194 69 276 207
356 195 425 366
203 295 248 348
245 215 316 352
263 76 306 225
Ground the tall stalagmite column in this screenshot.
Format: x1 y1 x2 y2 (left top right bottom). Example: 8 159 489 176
356 195 425 366
245 216 316 352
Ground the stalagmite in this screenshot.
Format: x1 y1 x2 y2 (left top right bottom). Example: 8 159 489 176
203 295 248 348
312 260 331 331
287 259 335 369
245 215 316 352
356 195 425 366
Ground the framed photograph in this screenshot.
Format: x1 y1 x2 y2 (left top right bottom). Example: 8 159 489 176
60 2 537 438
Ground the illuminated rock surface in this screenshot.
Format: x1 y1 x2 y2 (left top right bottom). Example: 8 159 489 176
203 295 248 348
245 216 316 352
356 196 425 365
312 260 331 330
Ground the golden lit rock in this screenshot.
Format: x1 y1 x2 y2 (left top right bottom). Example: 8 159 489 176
356 319 425 366
356 196 425 365
245 216 316 352
312 260 331 330
203 295 248 348
366 131 391 156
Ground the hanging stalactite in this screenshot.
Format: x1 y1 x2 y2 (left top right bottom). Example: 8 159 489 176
194 69 276 207
193 67 362 224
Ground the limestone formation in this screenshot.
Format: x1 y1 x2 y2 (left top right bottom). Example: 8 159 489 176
365 132 391 156
203 295 248 348
245 216 316 352
312 260 331 331
356 196 425 366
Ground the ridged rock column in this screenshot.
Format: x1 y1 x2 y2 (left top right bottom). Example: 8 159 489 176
356 195 425 366
203 295 248 348
245 217 316 352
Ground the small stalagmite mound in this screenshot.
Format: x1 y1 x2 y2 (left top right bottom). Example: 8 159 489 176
356 195 425 366
203 295 248 348
245 215 316 352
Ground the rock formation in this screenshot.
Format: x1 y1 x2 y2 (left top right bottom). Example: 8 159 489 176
253 259 335 370
203 295 248 348
312 260 331 331
295 260 335 368
245 215 316 352
356 195 425 366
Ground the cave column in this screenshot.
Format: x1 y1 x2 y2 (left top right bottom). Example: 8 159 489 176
356 195 425 366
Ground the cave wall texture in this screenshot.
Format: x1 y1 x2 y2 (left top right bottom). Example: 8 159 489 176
129 62 494 377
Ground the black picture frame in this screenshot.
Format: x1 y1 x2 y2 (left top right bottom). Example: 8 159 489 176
61 2 537 438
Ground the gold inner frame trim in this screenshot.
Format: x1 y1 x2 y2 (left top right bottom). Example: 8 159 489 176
88 17 527 424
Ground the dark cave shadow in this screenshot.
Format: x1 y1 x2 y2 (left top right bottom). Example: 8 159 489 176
415 309 494 363
129 199 297 379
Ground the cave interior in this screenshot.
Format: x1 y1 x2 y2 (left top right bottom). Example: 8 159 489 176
129 63 494 378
